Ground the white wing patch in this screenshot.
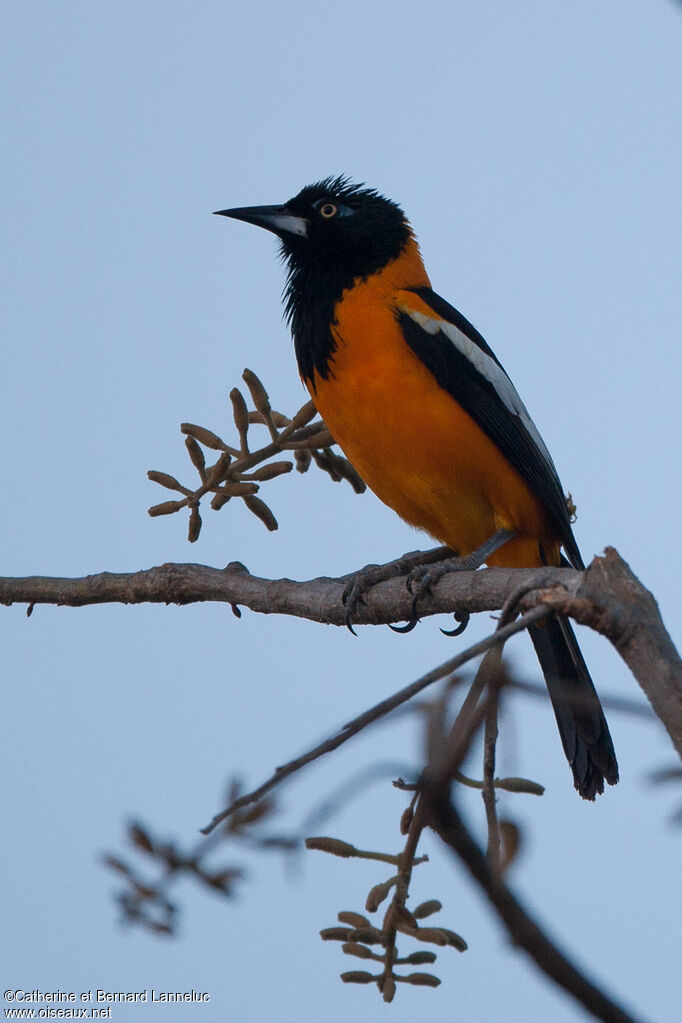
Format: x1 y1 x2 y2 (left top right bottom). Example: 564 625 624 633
401 305 557 474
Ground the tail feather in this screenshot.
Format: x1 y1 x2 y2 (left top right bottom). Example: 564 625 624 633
529 615 618 800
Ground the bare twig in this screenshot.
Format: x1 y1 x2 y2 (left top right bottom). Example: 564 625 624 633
422 789 648 1023
200 606 550 834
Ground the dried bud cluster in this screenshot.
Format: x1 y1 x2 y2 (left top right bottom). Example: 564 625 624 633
148 369 365 542
308 823 467 1002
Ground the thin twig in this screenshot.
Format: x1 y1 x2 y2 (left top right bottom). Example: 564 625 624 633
423 791 648 1023
200 605 551 833
482 652 501 874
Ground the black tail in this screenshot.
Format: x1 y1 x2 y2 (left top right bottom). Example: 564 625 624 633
529 615 619 799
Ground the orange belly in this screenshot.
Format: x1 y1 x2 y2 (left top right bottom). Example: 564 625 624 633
308 270 558 570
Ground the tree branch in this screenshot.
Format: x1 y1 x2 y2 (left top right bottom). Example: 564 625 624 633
1 548 679 756
422 787 649 1023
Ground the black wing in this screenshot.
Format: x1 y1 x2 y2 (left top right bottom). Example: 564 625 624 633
397 286 582 567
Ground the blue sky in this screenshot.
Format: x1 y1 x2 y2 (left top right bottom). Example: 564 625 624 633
2 3 680 1021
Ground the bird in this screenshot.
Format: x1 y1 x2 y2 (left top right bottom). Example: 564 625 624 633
215 175 618 800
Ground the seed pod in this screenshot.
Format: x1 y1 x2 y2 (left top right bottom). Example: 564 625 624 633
341 943 373 960
411 927 447 946
185 436 206 479
230 387 250 451
338 911 372 929
219 482 259 497
128 823 154 854
365 878 396 913
210 492 231 511
496 776 545 796
290 399 318 429
148 500 184 517
413 899 442 920
295 449 311 473
147 471 187 493
180 423 227 451
402 973 440 988
242 368 272 420
305 837 358 858
400 804 413 835
438 928 468 951
319 927 352 942
381 976 396 1003
348 928 383 945
243 460 292 482
188 505 201 543
400 951 437 965
207 452 231 485
244 495 278 531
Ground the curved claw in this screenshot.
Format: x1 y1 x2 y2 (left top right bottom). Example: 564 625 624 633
389 618 420 634
342 583 368 636
440 611 471 638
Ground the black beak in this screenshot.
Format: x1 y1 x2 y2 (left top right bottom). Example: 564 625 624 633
213 204 307 238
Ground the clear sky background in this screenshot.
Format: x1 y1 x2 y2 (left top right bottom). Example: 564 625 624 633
2 2 680 1021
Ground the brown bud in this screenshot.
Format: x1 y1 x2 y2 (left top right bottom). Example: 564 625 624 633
207 452 231 485
438 928 468 952
340 971 375 985
102 855 132 877
219 482 259 497
338 911 372 929
413 899 442 920
187 505 202 543
348 928 383 945
180 423 227 451
147 471 188 493
400 804 413 835
381 976 396 1003
210 492 231 511
244 495 278 531
319 927 352 942
341 943 373 960
365 878 395 913
243 460 293 482
230 387 250 450
305 837 358 858
400 951 437 965
411 927 447 946
148 500 184 517
496 777 545 796
290 399 318 429
402 972 440 988
185 436 206 478
391 904 419 933
128 823 154 854
242 368 272 419
294 449 311 473
499 819 522 873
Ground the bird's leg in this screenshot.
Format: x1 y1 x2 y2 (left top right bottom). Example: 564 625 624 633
341 546 452 634
404 528 517 626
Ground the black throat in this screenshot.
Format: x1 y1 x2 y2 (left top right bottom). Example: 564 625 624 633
278 179 411 386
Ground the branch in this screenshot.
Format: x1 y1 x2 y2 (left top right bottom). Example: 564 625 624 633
1 548 679 756
422 787 649 1023
200 606 549 833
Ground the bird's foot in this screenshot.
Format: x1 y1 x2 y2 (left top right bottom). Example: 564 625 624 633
341 546 451 635
404 528 516 632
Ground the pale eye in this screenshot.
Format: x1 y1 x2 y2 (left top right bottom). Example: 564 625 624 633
319 201 338 219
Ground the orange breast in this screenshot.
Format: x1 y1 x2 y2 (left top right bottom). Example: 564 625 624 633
308 242 559 569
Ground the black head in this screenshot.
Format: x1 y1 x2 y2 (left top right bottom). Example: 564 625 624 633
216 177 412 382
